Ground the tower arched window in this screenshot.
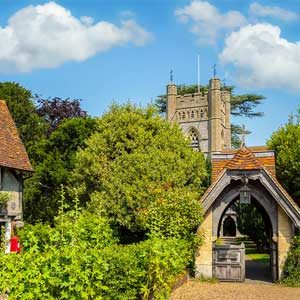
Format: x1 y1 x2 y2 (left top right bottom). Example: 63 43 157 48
188 128 200 150
200 109 204 119
182 111 185 120
191 111 195 119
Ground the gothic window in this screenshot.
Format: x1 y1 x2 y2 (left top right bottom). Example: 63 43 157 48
200 109 204 119
191 111 195 119
182 111 185 120
188 128 200 150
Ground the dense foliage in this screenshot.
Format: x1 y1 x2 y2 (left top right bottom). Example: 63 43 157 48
0 209 194 299
72 104 207 237
0 101 207 299
268 111 300 204
24 117 97 223
0 82 94 223
36 97 88 135
281 234 300 286
0 82 208 298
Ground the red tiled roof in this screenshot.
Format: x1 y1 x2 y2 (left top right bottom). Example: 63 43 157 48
225 146 262 170
0 100 33 172
211 146 275 182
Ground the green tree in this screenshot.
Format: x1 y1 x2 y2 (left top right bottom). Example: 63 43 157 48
237 203 270 252
267 110 300 204
155 84 265 148
24 117 97 223
72 103 207 237
36 96 88 135
0 82 46 154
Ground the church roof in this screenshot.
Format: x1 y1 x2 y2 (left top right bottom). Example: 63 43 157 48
0 100 33 172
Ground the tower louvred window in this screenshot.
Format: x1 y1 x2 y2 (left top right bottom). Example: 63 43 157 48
188 128 200 150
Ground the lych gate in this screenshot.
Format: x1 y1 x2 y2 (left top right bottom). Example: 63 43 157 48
195 146 300 282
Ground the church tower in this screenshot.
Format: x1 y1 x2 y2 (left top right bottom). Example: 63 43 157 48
166 77 231 157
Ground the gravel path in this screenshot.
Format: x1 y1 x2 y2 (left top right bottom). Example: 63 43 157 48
171 281 300 300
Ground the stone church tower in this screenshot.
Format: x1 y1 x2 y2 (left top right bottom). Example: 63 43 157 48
167 77 231 157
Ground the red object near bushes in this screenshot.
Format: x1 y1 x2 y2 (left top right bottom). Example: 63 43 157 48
10 236 20 253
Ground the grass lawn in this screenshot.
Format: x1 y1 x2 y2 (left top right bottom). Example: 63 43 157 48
246 248 270 263
246 253 270 263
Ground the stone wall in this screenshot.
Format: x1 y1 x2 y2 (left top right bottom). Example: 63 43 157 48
277 206 293 279
195 208 214 278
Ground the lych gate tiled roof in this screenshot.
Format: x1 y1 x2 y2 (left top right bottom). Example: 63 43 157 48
202 145 300 223
211 146 276 182
225 146 262 170
0 100 33 172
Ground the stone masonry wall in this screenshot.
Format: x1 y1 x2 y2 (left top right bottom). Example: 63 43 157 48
277 206 293 279
195 208 214 278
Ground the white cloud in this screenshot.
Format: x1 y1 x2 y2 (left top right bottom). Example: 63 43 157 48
0 2 152 72
175 1 246 45
219 23 300 91
249 2 299 22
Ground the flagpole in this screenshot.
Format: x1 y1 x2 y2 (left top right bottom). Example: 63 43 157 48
197 54 200 93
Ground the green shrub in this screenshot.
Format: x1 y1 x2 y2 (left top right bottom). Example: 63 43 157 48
281 234 300 286
140 237 191 299
144 188 202 239
0 214 192 299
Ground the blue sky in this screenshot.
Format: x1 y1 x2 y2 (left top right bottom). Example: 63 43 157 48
0 0 299 145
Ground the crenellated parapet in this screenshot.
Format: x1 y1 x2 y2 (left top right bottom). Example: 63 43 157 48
166 77 231 156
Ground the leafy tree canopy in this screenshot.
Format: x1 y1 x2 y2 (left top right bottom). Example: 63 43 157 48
24 117 97 223
72 103 207 237
36 96 88 135
267 110 300 204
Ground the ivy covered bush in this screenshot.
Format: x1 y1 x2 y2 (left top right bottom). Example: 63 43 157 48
281 234 300 286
